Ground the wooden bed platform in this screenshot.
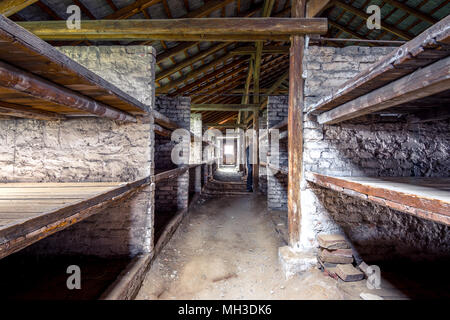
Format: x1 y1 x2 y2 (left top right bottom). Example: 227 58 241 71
0 15 149 122
0 178 150 260
305 172 450 226
308 15 450 124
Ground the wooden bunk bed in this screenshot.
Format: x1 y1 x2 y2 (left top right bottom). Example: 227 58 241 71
305 17 450 226
308 15 450 125
0 178 150 260
0 16 153 259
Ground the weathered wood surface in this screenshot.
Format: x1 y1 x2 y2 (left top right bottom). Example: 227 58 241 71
0 178 150 260
0 15 148 117
317 56 450 124
305 172 450 226
309 15 450 115
154 166 191 183
18 18 328 42
0 0 37 17
0 60 136 122
287 0 306 247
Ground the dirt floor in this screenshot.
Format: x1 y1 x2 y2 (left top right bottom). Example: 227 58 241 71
136 169 449 300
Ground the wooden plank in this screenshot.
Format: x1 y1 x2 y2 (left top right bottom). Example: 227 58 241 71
18 18 329 42
287 0 306 247
156 43 229 82
230 45 290 55
305 172 450 225
0 0 37 17
0 15 149 115
0 178 150 259
0 60 136 122
317 56 450 124
310 15 450 114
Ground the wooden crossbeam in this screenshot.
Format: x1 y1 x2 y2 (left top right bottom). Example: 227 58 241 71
306 0 332 17
104 0 162 19
168 58 248 96
156 42 229 82
0 0 37 17
18 18 328 41
317 57 450 125
0 60 136 122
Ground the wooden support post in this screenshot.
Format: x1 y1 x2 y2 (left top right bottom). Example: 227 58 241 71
288 0 306 247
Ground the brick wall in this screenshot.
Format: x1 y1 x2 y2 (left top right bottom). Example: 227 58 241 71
267 96 288 211
154 96 190 237
259 110 268 195
1 46 156 257
298 46 450 262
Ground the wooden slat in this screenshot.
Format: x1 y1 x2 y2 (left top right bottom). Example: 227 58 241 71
287 0 306 247
0 60 136 122
0 0 37 17
18 18 329 42
305 172 450 225
0 101 65 120
309 15 450 115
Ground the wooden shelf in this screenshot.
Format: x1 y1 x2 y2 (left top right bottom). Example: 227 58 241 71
308 15 450 123
305 172 450 226
0 178 150 260
0 16 148 122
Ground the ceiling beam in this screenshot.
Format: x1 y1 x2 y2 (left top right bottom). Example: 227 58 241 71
0 0 37 17
306 0 332 17
230 45 290 55
18 18 328 41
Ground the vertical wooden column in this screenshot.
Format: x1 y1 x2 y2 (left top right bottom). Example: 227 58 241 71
288 0 306 246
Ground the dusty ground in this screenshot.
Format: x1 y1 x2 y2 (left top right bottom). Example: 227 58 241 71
137 191 350 300
137 169 444 300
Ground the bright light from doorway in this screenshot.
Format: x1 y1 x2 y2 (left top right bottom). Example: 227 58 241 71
224 144 234 155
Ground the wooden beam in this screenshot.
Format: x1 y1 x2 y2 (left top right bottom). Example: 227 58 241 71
0 60 136 122
156 42 229 81
288 0 306 247
104 0 162 19
203 123 246 129
0 0 37 17
317 56 450 124
0 101 66 121
192 104 258 111
306 0 332 17
230 45 290 55
18 18 329 41
169 58 248 96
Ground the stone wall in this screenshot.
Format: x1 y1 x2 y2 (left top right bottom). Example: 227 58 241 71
298 46 450 262
1 46 156 257
267 96 288 211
